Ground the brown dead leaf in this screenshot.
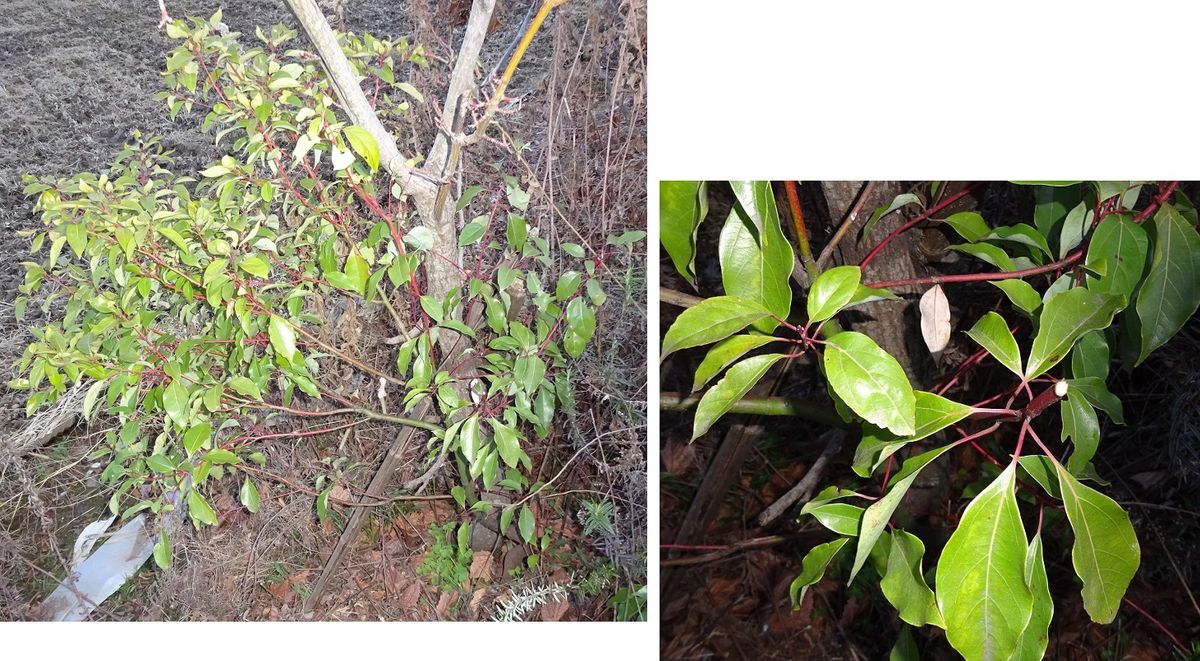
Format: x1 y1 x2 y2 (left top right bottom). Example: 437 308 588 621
265 569 312 604
435 591 455 617
397 582 421 610
540 597 570 621
705 576 741 608
469 587 488 614
469 551 494 581
661 439 696 475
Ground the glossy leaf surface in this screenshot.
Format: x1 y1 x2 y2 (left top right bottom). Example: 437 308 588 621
966 311 1022 376
824 331 916 436
1055 463 1140 624
692 354 785 440
660 296 773 360
936 464 1032 661
1026 288 1123 379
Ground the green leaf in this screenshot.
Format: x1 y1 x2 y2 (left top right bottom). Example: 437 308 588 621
966 311 1022 376
807 265 861 323
720 182 794 330
691 334 778 392
1033 184 1082 243
853 391 973 478
83 379 107 421
451 486 467 509
163 380 189 428
157 227 190 253
404 226 435 252
1071 330 1110 380
692 354 785 440
1059 201 1092 259
488 419 524 469
824 331 916 436
316 485 332 523
802 502 863 537
228 376 263 401
1065 377 1124 424
936 463 1032 661
419 295 444 324
240 477 261 513
506 214 527 253
950 242 1017 271
555 271 581 301
852 444 954 580
146 454 176 474
562 243 585 258
660 296 773 360
1062 393 1100 474
861 193 922 241
1014 533 1053 661
1055 462 1140 624
942 211 991 243
66 222 88 257
990 280 1042 319
1086 214 1148 301
890 626 919 661
789 538 850 608
202 448 240 464
499 506 514 534
1026 288 1123 379
518 504 535 543
153 529 171 570
1017 454 1061 499
882 529 944 628
239 255 269 278
985 224 1051 259
343 125 380 171
182 421 212 456
456 185 484 211
268 315 298 362
1135 204 1200 364
844 283 900 309
458 217 487 245
188 489 218 527
345 253 369 295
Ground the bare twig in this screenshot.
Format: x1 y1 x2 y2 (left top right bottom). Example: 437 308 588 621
757 431 843 527
659 287 703 309
814 181 876 272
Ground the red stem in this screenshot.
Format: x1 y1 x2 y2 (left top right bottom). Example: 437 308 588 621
867 250 1083 290
859 183 984 269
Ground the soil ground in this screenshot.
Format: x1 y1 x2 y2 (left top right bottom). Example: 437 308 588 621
0 0 647 621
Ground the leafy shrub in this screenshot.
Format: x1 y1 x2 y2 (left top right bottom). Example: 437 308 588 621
661 181 1200 659
10 12 635 570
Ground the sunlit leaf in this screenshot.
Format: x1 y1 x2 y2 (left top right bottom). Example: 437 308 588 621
1055 463 1140 624
824 331 916 436
1026 288 1123 379
966 311 1022 376
691 334 778 393
660 296 773 360
807 265 861 324
692 354 785 440
881 529 944 628
936 464 1032 661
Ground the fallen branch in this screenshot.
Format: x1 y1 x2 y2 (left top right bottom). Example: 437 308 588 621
757 430 844 527
661 392 844 428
